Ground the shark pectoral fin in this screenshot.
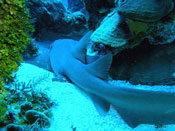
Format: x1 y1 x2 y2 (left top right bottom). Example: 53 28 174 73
113 106 139 128
86 53 113 80
86 55 100 64
52 74 72 83
52 74 66 82
72 31 92 63
89 94 110 115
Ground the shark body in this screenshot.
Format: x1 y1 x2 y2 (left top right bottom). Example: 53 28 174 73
48 32 175 128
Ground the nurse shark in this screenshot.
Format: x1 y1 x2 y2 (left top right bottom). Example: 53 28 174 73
28 32 175 128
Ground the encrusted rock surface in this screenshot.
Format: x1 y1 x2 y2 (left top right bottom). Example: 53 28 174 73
117 0 174 22
25 110 50 127
20 102 33 114
68 0 84 12
6 124 23 131
148 13 175 45
91 11 132 48
27 0 88 41
87 0 175 85
84 0 115 29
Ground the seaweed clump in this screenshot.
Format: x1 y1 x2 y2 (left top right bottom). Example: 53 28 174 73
0 0 34 84
0 74 55 130
0 0 34 127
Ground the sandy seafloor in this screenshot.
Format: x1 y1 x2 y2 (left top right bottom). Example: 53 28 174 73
14 63 175 131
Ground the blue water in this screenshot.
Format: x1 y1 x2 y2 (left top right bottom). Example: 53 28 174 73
61 0 68 7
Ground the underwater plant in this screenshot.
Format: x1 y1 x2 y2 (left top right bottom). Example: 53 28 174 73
22 38 38 58
0 86 8 126
0 73 54 128
0 0 34 85
0 0 34 125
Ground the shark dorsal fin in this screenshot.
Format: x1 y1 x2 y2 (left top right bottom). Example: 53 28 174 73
72 31 92 63
89 93 110 115
86 53 113 80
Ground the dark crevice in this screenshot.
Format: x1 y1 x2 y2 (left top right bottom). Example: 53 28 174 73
110 39 175 85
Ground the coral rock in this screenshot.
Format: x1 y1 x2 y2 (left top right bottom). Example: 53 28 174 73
20 102 33 114
117 0 174 22
6 124 23 131
25 110 50 127
68 0 84 12
148 13 175 45
27 0 88 41
91 11 132 47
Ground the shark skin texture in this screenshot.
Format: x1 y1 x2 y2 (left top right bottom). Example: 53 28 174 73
50 31 175 128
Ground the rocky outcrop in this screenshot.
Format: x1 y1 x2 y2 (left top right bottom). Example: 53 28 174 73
20 102 33 114
117 0 174 22
67 0 89 17
6 124 23 131
25 110 50 127
84 0 115 29
88 0 175 85
90 11 132 48
148 14 175 45
68 0 84 12
27 0 88 41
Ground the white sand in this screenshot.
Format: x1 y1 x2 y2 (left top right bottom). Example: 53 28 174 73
15 63 175 131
